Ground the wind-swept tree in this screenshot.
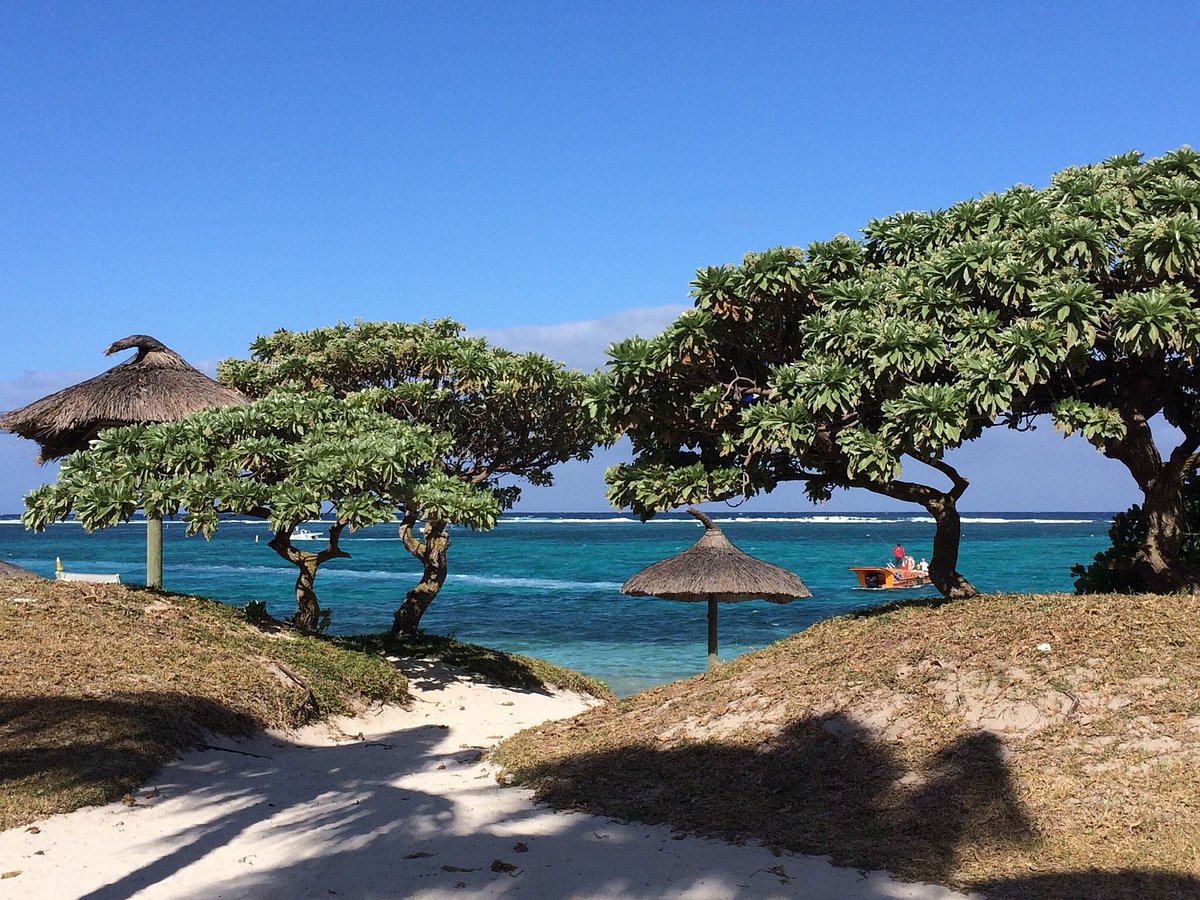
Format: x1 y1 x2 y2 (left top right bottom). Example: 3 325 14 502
864 147 1200 590
22 390 499 630
601 146 1200 594
599 242 996 598
219 319 600 634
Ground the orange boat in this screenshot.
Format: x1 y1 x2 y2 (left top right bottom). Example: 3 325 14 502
848 565 931 590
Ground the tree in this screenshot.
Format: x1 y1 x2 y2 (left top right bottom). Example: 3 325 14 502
864 147 1200 590
1072 471 1200 593
22 390 499 630
600 147 1200 595
598 242 994 598
218 319 600 634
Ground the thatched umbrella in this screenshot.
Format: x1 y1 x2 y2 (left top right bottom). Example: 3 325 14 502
0 335 247 587
621 508 811 671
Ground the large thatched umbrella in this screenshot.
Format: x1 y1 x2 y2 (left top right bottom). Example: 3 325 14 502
621 508 811 671
0 335 246 587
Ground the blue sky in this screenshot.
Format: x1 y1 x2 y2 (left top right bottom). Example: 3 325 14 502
2 2 1198 512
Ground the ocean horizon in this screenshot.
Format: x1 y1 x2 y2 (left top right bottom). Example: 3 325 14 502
1 511 1116 695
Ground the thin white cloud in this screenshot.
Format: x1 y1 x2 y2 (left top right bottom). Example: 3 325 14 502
474 304 686 370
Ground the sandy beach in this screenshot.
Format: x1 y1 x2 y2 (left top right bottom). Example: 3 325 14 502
0 659 975 899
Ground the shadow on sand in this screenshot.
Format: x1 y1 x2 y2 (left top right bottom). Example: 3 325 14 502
6 694 1197 899
49 705 944 900
518 713 1032 883
0 693 259 808
512 712 1200 899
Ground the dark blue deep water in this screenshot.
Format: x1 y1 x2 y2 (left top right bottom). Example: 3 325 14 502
0 511 1113 695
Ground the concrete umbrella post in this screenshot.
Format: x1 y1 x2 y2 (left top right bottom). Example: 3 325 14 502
147 516 163 589
707 594 719 671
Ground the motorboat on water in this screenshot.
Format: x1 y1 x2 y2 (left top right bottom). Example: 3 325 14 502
291 528 326 542
848 565 931 590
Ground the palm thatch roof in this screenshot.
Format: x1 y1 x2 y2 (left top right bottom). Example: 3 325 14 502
621 508 811 603
0 335 247 462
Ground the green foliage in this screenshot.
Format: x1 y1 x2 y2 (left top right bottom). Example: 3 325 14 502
23 391 488 536
243 599 271 624
218 319 600 503
217 319 599 633
1072 471 1200 593
1050 400 1127 445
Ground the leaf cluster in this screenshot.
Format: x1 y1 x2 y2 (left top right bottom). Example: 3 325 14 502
22 390 500 536
218 319 600 503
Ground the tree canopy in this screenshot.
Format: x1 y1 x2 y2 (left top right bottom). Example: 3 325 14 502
219 319 600 632
598 146 1200 594
23 390 498 629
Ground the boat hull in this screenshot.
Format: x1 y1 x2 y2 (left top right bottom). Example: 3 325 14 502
56 571 121 584
848 566 931 590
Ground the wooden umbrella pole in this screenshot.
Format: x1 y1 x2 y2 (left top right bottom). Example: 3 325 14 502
707 595 718 671
147 516 163 589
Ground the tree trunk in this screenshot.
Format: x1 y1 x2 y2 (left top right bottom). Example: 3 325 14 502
924 494 976 599
291 556 322 631
1100 405 1200 592
267 524 350 631
858 459 978 600
1127 474 1200 592
392 516 450 636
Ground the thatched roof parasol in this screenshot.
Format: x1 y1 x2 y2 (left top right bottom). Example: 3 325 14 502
0 335 246 463
1 335 247 589
622 508 811 670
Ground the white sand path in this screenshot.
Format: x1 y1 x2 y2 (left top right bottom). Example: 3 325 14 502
0 660 978 899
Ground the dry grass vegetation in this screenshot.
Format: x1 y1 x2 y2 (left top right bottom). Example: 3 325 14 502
495 592 1200 899
0 576 410 830
0 575 609 834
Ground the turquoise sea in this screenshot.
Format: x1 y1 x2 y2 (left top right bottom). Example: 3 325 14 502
0 512 1113 696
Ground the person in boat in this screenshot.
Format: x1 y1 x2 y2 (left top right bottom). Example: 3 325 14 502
903 555 915 570
917 558 929 573
892 543 905 567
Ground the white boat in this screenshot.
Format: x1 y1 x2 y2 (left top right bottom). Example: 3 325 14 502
56 571 121 584
54 557 120 584
292 528 326 541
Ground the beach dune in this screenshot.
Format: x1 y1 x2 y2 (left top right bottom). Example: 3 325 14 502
0 659 973 899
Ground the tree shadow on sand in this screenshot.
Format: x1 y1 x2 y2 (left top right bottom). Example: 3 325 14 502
514 713 1200 898
32 711 905 900
346 633 569 697
518 713 1036 886
0 693 259 821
